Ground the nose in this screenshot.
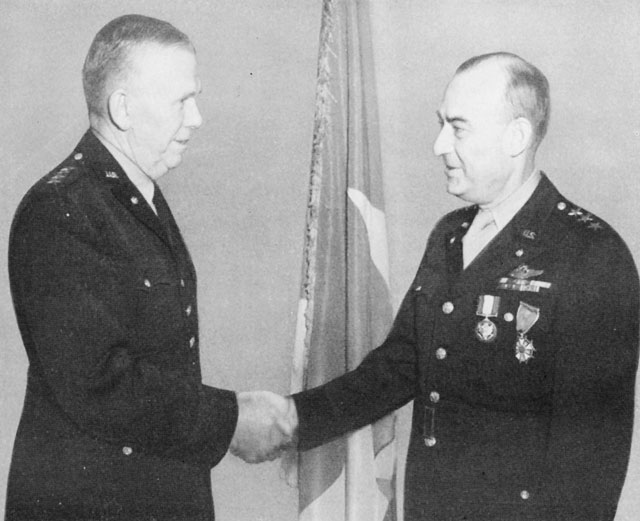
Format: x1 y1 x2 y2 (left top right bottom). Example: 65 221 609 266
185 98 203 129
433 124 452 157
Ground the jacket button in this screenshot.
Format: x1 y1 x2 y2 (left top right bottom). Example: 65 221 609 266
436 348 447 360
180 279 186 287
504 312 514 322
185 304 192 316
556 202 567 211
189 336 196 348
442 301 454 314
429 391 440 403
515 249 524 257
424 436 437 447
74 153 83 160
122 446 133 456
520 490 530 500
143 279 151 288
130 196 139 205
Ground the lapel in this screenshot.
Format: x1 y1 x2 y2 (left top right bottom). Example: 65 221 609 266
447 174 568 297
75 130 171 248
444 205 476 282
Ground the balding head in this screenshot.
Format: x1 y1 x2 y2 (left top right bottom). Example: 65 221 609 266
456 52 550 151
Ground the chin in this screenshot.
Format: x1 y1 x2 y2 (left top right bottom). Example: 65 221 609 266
446 178 464 195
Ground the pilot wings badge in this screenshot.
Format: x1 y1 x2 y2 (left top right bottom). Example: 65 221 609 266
498 264 551 293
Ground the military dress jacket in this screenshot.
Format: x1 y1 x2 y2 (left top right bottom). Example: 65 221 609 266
293 174 639 521
6 131 238 521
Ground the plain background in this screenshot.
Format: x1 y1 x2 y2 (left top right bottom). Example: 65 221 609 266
1 1 640 520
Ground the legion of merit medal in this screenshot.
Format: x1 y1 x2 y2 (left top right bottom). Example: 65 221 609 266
475 295 501 342
515 301 540 363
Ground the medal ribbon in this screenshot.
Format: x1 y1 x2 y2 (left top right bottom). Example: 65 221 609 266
476 295 500 317
516 301 540 335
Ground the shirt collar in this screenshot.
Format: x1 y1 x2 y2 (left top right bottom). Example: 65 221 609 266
480 169 542 231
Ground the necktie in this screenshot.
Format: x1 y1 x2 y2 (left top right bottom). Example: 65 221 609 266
463 209 497 268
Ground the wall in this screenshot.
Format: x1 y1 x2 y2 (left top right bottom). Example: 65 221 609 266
1 1 640 520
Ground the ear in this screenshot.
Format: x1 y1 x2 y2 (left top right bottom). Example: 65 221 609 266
504 117 533 157
107 89 131 131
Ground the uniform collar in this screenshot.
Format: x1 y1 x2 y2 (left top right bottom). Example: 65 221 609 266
446 173 569 293
73 130 170 247
91 129 157 214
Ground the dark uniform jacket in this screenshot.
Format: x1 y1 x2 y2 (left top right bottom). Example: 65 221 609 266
293 174 639 520
6 131 238 521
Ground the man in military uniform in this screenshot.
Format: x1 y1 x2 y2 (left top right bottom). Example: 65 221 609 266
6 14 291 521
287 53 639 520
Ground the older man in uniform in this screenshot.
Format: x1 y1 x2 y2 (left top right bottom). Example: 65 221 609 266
287 53 639 520
6 14 290 521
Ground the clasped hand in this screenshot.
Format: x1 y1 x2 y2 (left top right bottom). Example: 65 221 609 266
229 391 298 463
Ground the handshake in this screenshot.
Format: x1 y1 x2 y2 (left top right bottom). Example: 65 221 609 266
229 391 299 463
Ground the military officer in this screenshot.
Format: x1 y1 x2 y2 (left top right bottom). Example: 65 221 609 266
287 52 639 520
6 14 291 521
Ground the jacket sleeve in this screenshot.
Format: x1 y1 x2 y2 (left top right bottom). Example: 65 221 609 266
536 232 639 520
9 191 238 468
292 264 423 451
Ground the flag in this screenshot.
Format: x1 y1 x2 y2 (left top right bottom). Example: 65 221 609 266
287 1 397 520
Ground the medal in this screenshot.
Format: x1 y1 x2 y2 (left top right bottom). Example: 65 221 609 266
475 295 500 342
515 301 540 363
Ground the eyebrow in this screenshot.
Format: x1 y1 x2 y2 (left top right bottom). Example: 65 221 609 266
436 111 469 125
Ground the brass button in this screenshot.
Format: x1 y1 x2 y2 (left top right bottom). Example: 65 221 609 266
143 279 151 288
424 436 437 447
189 336 196 348
520 490 530 500
429 391 440 403
504 312 514 322
130 196 139 205
186 304 192 316
74 153 83 161
556 202 566 211
436 348 447 360
122 446 133 456
515 249 524 257
442 301 454 314
180 279 186 287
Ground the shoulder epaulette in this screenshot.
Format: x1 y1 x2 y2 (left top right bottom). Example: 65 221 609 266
554 201 607 233
45 151 85 186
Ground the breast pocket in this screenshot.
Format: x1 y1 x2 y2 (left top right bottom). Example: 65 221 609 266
134 266 183 345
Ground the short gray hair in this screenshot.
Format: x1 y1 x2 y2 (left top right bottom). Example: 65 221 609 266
457 52 551 150
82 14 193 117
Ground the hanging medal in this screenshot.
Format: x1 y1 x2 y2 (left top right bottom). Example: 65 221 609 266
514 301 540 363
475 295 501 342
